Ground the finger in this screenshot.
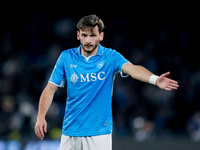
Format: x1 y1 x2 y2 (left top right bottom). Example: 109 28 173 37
170 82 179 88
169 82 179 87
39 126 44 140
35 126 40 137
168 85 178 90
34 126 37 135
36 126 43 140
165 87 172 91
35 128 41 139
169 79 178 84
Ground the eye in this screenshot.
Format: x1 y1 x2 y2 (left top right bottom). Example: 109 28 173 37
82 34 87 37
91 34 97 37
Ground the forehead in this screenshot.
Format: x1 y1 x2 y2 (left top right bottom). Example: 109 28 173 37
80 25 100 34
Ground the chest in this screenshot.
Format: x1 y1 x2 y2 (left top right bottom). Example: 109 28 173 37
65 55 113 85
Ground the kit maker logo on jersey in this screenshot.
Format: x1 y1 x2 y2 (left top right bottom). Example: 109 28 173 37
97 61 104 68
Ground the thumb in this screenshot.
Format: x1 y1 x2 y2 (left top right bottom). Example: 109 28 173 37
161 72 170 77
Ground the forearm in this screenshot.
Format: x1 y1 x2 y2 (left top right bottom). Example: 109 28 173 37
37 82 58 119
122 63 153 83
37 91 53 119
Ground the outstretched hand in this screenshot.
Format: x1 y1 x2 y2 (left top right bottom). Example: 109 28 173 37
156 72 179 91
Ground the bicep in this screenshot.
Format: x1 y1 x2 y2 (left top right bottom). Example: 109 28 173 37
49 53 66 87
122 62 134 75
44 82 59 95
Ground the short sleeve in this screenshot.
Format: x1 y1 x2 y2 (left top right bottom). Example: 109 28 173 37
112 50 130 77
49 53 66 87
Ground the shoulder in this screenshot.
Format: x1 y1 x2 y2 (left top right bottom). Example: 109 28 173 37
102 45 117 56
101 46 126 63
103 47 123 58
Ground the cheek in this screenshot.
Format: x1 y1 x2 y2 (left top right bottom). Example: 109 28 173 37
79 38 85 44
94 38 101 45
94 40 98 44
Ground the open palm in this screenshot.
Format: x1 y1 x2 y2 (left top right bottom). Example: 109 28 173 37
156 72 179 91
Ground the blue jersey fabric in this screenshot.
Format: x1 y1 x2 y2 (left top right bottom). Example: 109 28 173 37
49 44 129 136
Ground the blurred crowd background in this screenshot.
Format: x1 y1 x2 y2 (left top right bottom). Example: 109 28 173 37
1 4 200 149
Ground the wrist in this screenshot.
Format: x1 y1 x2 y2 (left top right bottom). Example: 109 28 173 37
149 74 159 85
37 114 46 120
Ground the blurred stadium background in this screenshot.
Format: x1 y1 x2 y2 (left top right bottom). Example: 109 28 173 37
1 4 200 150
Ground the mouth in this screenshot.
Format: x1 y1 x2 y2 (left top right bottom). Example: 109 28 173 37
84 44 93 49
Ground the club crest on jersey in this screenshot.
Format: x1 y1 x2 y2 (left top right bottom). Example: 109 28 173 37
70 73 79 84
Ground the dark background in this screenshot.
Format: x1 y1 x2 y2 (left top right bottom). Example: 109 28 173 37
1 3 200 149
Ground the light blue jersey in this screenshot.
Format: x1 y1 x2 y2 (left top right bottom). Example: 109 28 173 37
49 44 129 136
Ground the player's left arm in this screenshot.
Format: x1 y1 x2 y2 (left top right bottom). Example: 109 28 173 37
122 62 179 90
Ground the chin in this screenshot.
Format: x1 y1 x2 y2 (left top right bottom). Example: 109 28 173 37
83 48 95 53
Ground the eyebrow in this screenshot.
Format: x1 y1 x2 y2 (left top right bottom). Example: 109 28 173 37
81 32 97 36
81 33 87 36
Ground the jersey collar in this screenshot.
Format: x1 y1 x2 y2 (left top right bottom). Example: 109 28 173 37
76 44 104 56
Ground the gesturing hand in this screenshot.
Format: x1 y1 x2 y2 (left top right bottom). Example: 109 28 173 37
156 72 179 90
34 118 47 140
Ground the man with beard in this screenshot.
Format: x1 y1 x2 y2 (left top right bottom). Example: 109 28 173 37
35 15 179 150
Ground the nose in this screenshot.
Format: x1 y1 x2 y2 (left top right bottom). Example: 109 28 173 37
85 36 91 43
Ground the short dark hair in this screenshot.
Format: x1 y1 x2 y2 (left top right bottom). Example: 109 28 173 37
76 15 105 33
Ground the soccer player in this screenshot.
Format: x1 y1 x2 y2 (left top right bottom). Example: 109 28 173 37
34 15 179 150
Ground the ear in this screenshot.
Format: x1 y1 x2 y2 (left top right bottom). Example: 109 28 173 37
99 32 104 41
77 31 80 40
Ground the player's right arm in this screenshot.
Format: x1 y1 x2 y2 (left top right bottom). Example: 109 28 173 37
34 82 58 140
